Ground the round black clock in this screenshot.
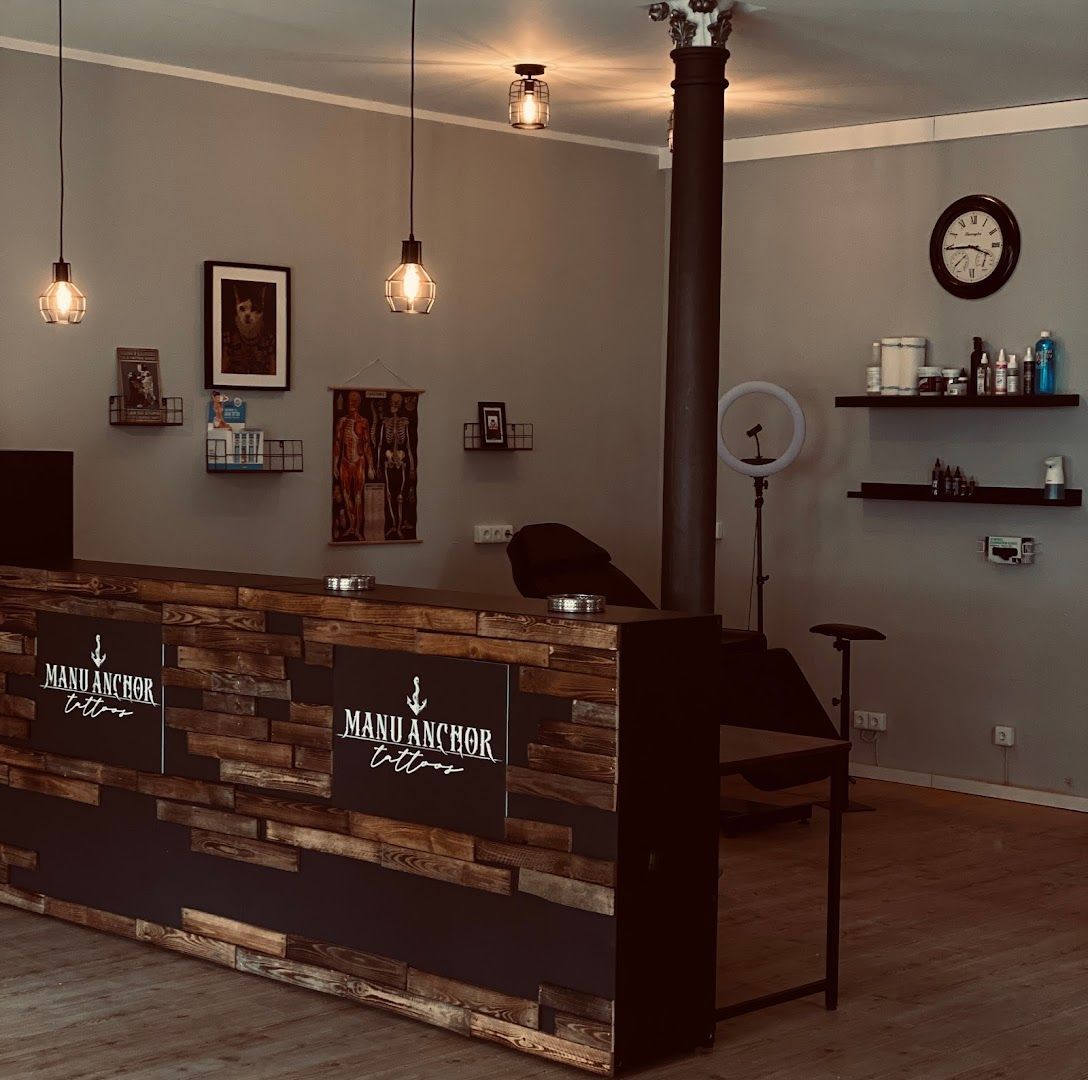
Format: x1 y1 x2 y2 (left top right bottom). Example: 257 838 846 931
929 195 1020 299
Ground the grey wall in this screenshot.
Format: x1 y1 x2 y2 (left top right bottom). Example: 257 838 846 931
716 127 1088 796
0 48 666 596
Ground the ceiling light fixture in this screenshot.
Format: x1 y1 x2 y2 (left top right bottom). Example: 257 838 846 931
509 64 549 130
39 0 86 325
385 0 435 315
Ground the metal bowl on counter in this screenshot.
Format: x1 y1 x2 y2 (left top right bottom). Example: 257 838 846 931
546 593 606 615
324 574 376 593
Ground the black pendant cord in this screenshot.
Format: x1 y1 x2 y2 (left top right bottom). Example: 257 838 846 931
408 0 415 242
58 0 65 263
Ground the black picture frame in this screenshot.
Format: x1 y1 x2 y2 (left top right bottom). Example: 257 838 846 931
204 261 291 390
477 401 508 449
928 195 1020 300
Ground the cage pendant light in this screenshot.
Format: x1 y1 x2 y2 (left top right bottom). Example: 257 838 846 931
385 0 435 314
39 0 86 325
509 64 549 130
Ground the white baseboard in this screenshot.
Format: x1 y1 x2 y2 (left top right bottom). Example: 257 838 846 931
851 762 1088 814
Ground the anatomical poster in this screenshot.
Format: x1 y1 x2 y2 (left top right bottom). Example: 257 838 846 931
331 385 422 545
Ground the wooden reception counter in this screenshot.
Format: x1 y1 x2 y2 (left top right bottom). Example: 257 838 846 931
0 560 721 1075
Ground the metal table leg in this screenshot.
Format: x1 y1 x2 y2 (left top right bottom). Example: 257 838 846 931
825 751 847 1010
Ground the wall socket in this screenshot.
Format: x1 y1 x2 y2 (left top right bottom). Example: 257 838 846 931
473 524 514 544
993 725 1016 747
853 710 887 732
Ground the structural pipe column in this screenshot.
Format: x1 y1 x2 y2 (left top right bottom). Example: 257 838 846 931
655 6 732 613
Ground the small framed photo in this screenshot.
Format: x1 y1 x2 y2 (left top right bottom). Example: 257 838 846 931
117 348 163 417
478 401 508 449
205 261 291 390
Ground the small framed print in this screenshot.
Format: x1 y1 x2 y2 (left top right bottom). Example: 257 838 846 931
117 348 163 418
205 261 291 390
478 401 508 449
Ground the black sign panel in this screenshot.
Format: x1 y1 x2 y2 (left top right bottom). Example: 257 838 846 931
332 647 509 839
32 612 164 773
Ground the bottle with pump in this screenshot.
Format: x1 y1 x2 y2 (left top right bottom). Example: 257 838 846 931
1036 331 1057 395
1023 346 1036 395
1007 353 1020 395
1044 455 1065 501
976 352 992 396
994 349 1008 395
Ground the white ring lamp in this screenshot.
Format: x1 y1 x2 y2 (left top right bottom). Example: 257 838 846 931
717 381 806 477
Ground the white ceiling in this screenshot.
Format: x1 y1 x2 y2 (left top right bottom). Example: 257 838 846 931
1 0 1086 146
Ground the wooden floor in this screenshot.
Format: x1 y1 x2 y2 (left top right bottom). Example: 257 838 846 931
2 778 1086 1079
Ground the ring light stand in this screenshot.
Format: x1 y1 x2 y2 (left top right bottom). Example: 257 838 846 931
717 381 806 636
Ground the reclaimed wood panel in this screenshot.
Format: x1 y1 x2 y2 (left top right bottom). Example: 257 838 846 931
155 799 260 839
527 743 617 785
0 883 46 913
349 814 477 861
165 627 302 657
0 632 26 654
0 611 36 634
234 793 349 834
235 947 354 999
43 572 141 599
293 747 332 773
202 691 256 716
0 744 45 770
271 720 332 751
475 840 615 888
0 654 37 675
138 580 238 607
219 760 331 799
571 700 618 730
469 1014 612 1075
189 829 299 873
302 618 416 653
9 767 99 805
186 732 293 769
0 567 50 592
137 774 234 809
285 936 406 988
163 668 291 700
44 755 138 791
0 717 29 741
478 612 618 651
177 647 286 680
136 920 238 966
506 765 616 812
304 641 334 667
43 897 138 939
554 1013 613 1052
539 984 614 1023
379 845 513 895
182 909 287 957
163 603 266 631
0 842 38 870
537 719 617 756
11 594 161 624
408 969 540 1027
518 869 614 916
519 667 616 704
265 820 380 864
165 706 269 740
505 817 572 852
415 631 549 668
239 589 477 633
346 976 471 1036
547 645 619 679
288 702 333 727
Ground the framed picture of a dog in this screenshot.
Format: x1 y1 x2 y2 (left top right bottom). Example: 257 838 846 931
204 261 291 390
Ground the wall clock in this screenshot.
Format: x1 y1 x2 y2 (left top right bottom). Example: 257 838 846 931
929 195 1020 299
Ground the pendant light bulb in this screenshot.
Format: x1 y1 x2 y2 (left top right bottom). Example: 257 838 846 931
386 0 435 314
509 64 550 130
40 0 86 325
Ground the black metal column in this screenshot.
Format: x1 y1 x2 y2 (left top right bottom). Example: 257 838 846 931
661 45 729 613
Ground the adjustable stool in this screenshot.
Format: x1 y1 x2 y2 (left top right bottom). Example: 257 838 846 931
810 622 886 813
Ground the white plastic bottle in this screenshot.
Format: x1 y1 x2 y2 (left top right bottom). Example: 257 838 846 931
976 352 991 395
994 349 1008 394
1006 353 1020 395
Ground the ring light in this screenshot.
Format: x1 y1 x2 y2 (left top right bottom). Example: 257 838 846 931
717 381 806 477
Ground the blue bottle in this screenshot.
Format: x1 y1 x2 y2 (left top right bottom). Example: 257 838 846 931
1035 330 1057 394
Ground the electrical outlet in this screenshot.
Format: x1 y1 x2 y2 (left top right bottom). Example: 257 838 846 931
853 710 868 730
715 521 724 540
473 524 514 545
993 725 1016 747
867 712 887 732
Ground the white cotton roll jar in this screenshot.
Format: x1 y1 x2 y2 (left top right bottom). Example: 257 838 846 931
880 338 901 395
899 336 927 396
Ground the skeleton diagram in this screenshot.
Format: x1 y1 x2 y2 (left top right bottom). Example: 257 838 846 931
332 390 376 540
377 392 416 539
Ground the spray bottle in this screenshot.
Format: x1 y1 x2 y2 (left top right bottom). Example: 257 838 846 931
1044 456 1065 501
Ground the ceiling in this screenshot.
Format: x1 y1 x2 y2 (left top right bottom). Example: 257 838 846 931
2 0 1086 147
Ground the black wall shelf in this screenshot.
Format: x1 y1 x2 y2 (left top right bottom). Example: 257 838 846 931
836 395 1080 409
206 437 304 474
848 483 1082 508
463 422 533 451
110 396 184 426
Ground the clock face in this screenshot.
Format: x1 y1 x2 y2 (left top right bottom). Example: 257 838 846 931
929 195 1020 300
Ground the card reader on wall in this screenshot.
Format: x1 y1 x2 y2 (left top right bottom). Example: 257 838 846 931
981 536 1036 565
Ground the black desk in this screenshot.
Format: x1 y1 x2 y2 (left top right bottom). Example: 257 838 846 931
717 725 849 1019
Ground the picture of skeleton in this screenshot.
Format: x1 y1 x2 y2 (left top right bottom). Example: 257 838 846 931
330 387 420 545
220 278 277 376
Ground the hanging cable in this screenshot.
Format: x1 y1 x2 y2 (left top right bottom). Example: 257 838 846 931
58 0 65 261
409 0 415 240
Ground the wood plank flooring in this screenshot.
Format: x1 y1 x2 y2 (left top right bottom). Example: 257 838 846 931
2 778 1086 1079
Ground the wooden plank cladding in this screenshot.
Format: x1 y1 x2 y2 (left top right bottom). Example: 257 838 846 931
163 604 266 632
519 667 617 704
189 829 299 873
138 580 238 608
176 647 286 680
478 611 618 651
239 588 477 633
416 631 549 667
507 765 616 812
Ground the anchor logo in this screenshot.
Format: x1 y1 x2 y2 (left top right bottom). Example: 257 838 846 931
90 634 107 669
406 675 428 717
